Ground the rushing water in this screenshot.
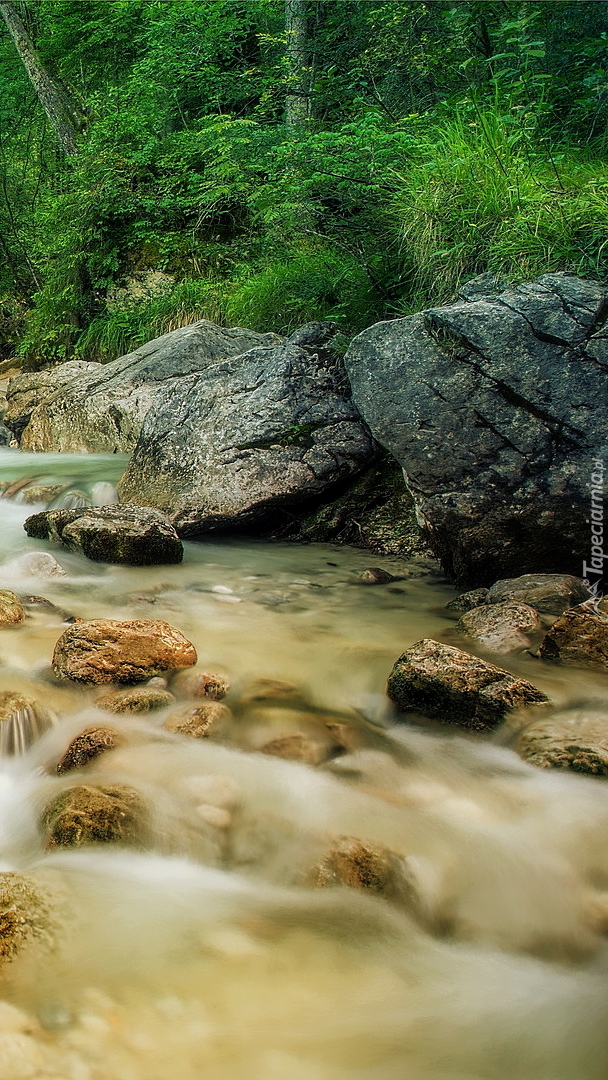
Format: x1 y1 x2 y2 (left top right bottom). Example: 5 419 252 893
0 450 607 1080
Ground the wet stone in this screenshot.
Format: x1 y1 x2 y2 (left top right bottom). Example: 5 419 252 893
456 601 541 654
0 873 59 963
40 783 149 848
446 588 489 614
163 701 231 739
259 733 327 765
24 504 183 566
96 686 175 713
516 707 608 775
56 726 123 775
387 638 549 731
52 618 197 684
169 669 230 700
237 678 308 709
488 574 591 616
0 591 24 626
309 837 406 897
538 604 608 670
358 567 395 585
1 552 66 579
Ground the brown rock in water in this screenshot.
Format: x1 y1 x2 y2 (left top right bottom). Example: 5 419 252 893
163 701 230 739
488 573 591 615
0 591 24 626
24 504 183 566
0 873 58 963
310 837 405 897
169 669 230 700
456 601 541 654
538 604 608 669
516 708 608 775
237 678 307 709
41 784 148 848
96 686 175 713
387 638 549 731
359 567 395 585
52 619 197 684
56 727 123 775
260 732 327 765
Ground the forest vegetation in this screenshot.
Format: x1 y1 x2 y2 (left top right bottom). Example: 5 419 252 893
0 0 607 368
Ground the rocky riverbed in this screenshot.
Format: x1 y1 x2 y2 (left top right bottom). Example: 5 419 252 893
0 452 605 1078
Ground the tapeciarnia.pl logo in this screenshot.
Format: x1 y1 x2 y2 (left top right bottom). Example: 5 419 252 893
582 457 605 611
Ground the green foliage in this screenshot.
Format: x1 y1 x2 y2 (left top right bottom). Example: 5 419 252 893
224 245 382 334
74 279 224 362
389 109 608 310
2 1 608 367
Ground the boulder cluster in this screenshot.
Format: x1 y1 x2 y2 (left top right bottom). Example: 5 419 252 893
3 272 606 584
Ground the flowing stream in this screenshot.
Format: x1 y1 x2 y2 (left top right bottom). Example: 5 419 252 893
0 449 606 1080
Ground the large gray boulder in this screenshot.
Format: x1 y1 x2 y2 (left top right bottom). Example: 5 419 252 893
344 273 608 586
117 343 376 534
4 321 281 452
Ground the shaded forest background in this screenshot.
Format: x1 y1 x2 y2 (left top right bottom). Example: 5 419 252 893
0 0 607 368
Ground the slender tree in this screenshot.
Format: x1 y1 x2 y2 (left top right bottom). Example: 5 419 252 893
0 1 84 155
285 0 311 127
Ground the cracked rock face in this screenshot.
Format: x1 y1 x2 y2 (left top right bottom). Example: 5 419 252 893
4 321 281 452
117 344 376 534
345 273 608 586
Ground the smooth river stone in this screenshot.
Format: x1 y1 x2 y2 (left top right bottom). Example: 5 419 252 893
52 619 197 684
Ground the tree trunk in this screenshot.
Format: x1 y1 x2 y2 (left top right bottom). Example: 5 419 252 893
0 2 84 155
285 0 311 127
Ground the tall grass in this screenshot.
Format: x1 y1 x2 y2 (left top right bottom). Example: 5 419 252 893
390 108 608 311
74 280 226 362
73 247 381 362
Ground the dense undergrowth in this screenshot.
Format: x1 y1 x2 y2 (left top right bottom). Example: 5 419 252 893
0 1 607 367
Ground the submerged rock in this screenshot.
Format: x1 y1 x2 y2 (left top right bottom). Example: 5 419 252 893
0 872 59 963
41 784 148 847
358 567 395 585
260 732 327 765
24 505 183 566
0 551 66 580
538 604 608 669
116 343 376 534
0 591 24 626
456 601 541 654
516 707 608 774
387 638 549 730
345 273 608 585
163 701 230 738
56 726 123 774
310 836 406 897
169 669 230 700
487 574 591 615
96 686 175 713
52 619 197 684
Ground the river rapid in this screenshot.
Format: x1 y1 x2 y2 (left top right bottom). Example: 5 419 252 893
0 449 607 1080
